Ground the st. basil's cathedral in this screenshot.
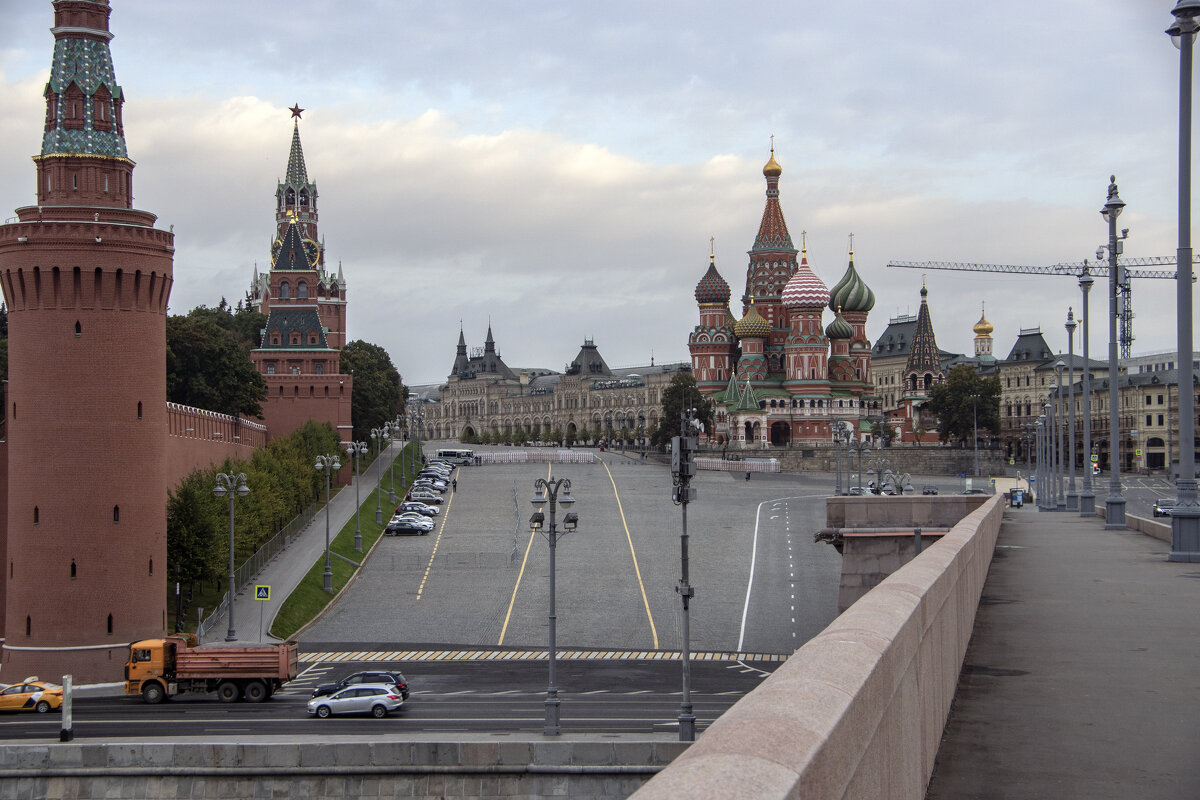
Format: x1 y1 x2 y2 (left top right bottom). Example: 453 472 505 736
688 149 882 448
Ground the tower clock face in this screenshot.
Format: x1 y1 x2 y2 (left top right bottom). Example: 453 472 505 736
269 237 320 267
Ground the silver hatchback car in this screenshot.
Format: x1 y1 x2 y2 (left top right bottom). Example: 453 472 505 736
306 684 404 718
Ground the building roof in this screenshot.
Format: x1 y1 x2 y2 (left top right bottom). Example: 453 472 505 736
256 307 330 350
41 12 128 159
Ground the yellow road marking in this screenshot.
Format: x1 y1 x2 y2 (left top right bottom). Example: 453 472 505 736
600 459 659 649
497 463 551 645
415 487 455 600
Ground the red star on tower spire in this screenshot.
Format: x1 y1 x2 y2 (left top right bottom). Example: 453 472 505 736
289 103 304 119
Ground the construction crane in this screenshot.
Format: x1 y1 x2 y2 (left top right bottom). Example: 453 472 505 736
886 255 1195 358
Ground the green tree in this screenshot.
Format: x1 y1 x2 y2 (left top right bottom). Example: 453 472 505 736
341 340 404 441
167 306 267 418
925 365 1002 445
653 372 713 446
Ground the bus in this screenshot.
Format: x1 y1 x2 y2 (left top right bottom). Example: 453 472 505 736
436 448 474 465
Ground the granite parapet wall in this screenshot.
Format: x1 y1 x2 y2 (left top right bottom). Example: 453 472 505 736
633 495 1004 800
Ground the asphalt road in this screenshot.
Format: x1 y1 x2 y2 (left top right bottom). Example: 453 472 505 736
0 658 771 740
300 448 845 656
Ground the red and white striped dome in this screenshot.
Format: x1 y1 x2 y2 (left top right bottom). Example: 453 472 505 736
782 252 830 309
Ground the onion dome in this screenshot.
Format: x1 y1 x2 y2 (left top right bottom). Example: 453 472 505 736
694 253 731 305
763 147 782 177
973 304 994 336
781 246 830 309
829 247 875 313
826 308 854 340
724 307 737 328
734 299 771 339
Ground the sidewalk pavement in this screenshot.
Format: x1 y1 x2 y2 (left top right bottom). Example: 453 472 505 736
925 509 1200 799
203 439 410 645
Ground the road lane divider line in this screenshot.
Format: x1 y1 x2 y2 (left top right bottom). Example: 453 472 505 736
737 493 822 652
497 463 552 645
415 482 455 600
600 459 659 649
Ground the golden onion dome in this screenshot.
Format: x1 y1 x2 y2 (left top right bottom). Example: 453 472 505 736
973 304 994 336
763 148 782 177
734 299 771 339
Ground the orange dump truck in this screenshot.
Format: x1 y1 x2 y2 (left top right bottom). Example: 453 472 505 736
125 634 299 703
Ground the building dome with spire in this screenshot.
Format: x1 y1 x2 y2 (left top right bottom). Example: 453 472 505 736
781 247 830 309
734 299 771 339
829 249 875 314
973 307 994 337
763 149 782 177
825 309 854 340
694 254 731 305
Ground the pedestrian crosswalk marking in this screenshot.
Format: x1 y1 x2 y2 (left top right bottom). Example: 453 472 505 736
297 648 787 664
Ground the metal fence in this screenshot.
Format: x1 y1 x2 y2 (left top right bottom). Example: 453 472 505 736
695 457 780 473
196 502 320 641
477 450 597 465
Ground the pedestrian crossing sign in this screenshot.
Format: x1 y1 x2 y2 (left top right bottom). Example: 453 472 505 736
255 585 270 601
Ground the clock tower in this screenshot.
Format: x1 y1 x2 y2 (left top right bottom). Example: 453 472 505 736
248 110 353 443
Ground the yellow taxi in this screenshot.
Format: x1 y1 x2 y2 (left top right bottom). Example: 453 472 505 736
0 677 63 713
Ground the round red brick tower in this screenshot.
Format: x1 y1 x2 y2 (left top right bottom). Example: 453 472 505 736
0 0 173 683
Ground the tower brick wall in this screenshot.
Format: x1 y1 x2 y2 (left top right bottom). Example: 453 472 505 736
0 209 173 682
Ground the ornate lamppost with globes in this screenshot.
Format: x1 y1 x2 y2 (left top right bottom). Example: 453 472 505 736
315 453 341 593
370 424 391 524
345 440 368 553
1055 361 1067 511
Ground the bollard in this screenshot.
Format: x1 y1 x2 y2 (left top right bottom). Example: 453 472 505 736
913 527 923 555
60 674 73 742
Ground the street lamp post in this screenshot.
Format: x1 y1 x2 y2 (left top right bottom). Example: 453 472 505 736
970 394 981 478
1055 361 1067 511
529 477 579 736
1100 176 1127 528
1066 312 1079 511
671 410 700 742
1036 416 1046 510
345 440 368 553
1079 266 1097 516
370 425 390 525
1046 401 1060 510
315 454 341 593
1168 0 1200 561
851 438 870 491
390 415 402 503
213 472 249 642
831 421 848 495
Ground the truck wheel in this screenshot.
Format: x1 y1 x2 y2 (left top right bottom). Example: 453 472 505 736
216 681 241 703
371 704 388 718
141 682 166 704
316 705 332 718
34 700 51 713
243 681 268 703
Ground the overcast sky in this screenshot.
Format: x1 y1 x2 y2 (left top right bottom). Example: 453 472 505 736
0 1 1193 384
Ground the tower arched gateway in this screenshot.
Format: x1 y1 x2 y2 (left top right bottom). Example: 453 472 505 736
0 0 174 681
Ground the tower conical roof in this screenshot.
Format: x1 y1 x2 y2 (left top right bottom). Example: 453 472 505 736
272 217 311 270
752 146 793 251
906 283 942 374
40 0 128 159
285 120 309 188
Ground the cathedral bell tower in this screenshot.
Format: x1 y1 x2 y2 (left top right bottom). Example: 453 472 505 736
0 0 174 682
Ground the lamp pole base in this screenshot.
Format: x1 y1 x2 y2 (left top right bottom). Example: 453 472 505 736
543 693 560 736
1168 506 1200 562
1104 496 1126 529
1079 491 1096 516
